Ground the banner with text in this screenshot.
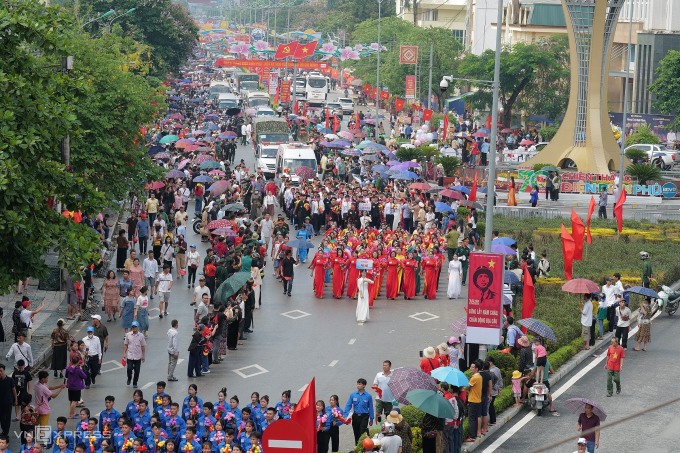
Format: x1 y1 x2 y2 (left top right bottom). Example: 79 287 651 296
466 252 504 345
215 59 328 70
280 80 291 103
405 75 416 99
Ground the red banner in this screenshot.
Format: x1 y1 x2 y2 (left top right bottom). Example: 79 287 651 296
274 41 299 59
262 67 270 84
280 80 291 103
294 41 318 60
215 59 328 69
363 84 372 95
466 252 504 345
405 75 416 99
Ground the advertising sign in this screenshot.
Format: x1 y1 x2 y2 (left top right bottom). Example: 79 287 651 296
466 252 504 345
405 76 416 99
399 46 419 65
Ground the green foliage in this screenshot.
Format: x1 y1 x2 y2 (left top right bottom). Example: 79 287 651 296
539 125 559 142
395 147 423 162
287 0 396 36
548 338 585 369
458 37 570 127
625 147 648 163
400 405 426 428
625 124 661 147
532 163 552 171
416 145 439 163
486 350 518 386
350 17 463 96
649 50 680 132
626 163 661 185
436 156 462 176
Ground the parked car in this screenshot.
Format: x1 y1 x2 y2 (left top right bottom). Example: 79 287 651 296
625 144 678 170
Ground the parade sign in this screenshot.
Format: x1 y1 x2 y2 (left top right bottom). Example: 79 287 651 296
466 252 503 345
280 80 291 103
356 259 374 270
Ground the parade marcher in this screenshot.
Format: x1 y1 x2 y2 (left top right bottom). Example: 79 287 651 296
309 248 328 299
356 270 373 324
123 321 146 388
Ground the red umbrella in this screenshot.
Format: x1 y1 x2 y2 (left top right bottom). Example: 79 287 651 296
520 139 535 146
145 181 165 190
210 228 237 237
206 219 235 230
294 166 317 180
193 154 216 164
440 189 464 200
208 180 231 196
472 131 488 138
562 278 599 294
409 182 431 191
501 128 513 133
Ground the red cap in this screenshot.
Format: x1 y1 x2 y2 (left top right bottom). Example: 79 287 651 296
21 301 30 308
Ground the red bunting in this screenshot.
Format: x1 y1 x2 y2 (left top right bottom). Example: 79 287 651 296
586 195 596 244
443 115 449 141
560 224 575 281
522 266 536 321
613 188 627 233
571 210 585 261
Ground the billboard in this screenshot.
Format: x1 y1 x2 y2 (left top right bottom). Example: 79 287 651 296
466 252 504 345
405 75 416 99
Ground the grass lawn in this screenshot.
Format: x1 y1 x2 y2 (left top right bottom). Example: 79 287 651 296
490 216 679 351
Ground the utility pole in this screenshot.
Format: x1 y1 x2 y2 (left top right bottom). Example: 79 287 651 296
619 4 634 190
427 41 433 111
374 0 383 139
61 56 74 168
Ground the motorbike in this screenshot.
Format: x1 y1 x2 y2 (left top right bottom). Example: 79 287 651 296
654 285 680 316
526 383 549 416
192 213 202 235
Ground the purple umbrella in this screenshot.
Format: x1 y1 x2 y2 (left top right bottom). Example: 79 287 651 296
178 159 191 170
449 316 467 336
166 170 185 179
154 152 171 160
386 160 401 166
193 154 216 164
208 180 231 196
388 367 439 405
491 244 516 255
564 398 608 421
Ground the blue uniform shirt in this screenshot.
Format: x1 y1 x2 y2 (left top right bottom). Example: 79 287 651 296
99 408 122 433
343 390 374 421
50 430 75 450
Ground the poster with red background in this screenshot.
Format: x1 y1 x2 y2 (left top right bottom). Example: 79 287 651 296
466 252 504 345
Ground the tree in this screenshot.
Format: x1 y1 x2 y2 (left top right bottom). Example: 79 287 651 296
457 40 566 126
649 50 680 131
288 0 395 35
626 163 661 185
625 124 661 147
402 0 419 25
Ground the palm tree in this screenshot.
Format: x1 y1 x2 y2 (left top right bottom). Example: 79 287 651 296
402 0 420 25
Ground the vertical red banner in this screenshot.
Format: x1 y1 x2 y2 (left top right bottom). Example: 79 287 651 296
405 76 416 99
466 252 504 345
280 80 291 103
262 67 270 84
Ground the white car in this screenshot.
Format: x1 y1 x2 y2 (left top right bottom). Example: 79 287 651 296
337 97 355 115
256 107 276 117
625 144 678 169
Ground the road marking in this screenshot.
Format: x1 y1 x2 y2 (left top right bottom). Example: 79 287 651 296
268 440 302 449
328 360 338 367
348 338 356 345
281 310 311 320
141 382 155 390
100 360 125 374
482 311 659 452
409 312 440 322
148 307 160 320
233 364 269 379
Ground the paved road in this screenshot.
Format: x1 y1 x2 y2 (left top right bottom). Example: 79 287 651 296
480 309 680 453
39 118 467 451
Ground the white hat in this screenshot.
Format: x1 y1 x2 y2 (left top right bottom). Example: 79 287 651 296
91 314 102 321
423 346 436 359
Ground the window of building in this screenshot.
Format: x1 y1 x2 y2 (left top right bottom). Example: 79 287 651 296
423 9 439 21
452 29 464 44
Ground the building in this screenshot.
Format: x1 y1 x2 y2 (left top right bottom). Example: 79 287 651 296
395 0 467 44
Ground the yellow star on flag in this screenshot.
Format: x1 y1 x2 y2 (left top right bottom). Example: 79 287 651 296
488 259 496 268
302 47 308 53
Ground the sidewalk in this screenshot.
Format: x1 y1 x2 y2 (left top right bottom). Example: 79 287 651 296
0 208 127 371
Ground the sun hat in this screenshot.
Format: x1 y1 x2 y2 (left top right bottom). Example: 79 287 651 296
518 336 530 347
386 410 403 424
437 343 450 355
512 370 522 379
577 438 587 445
91 314 102 321
448 336 460 344
423 346 436 359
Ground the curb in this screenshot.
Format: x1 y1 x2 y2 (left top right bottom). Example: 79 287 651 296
462 309 640 452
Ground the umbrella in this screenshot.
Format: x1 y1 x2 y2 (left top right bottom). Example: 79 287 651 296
208 170 226 176
491 244 515 255
406 389 456 419
362 154 381 162
224 203 246 212
440 189 464 200
517 318 557 342
324 133 339 140
386 160 401 166
169 113 184 120
409 182 431 191
215 272 252 302
211 228 236 237
504 270 520 285
323 141 348 149
178 159 191 170
155 152 172 160
206 219 234 230
434 202 454 213
159 135 180 144
193 155 216 164
449 316 467 336
430 367 469 387
225 107 241 116
564 398 608 422
492 237 516 246
200 161 221 170
294 166 316 180
145 181 165 190
166 170 185 179
387 368 438 405
391 171 419 180
204 114 219 121
500 128 513 133
460 200 483 210
148 145 165 155
193 175 213 183
208 180 231 196
520 139 535 146
541 165 559 172
452 185 471 195
372 164 388 173
472 131 488 138
204 124 219 131
286 239 314 249
624 286 659 299
356 140 376 150
317 127 332 134
400 143 416 149
219 131 238 139
562 278 600 294
338 131 354 140
342 149 362 157
354 131 366 138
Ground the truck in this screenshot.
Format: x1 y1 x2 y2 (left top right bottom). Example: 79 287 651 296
253 118 291 177
276 142 318 184
236 73 260 95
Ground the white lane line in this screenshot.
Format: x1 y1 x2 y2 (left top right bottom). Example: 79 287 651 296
482 311 659 453
348 338 356 345
328 360 338 367
141 382 155 390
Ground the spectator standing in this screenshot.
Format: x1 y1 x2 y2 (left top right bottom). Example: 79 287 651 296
11 360 31 422
580 294 593 350
19 300 44 343
614 298 632 349
123 322 146 388
5 333 33 370
0 365 16 437
465 360 483 443
372 361 394 422
166 320 179 382
487 358 503 426
343 378 374 444
34 370 65 427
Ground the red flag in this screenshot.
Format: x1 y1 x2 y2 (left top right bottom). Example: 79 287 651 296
422 109 433 121
293 100 299 115
443 115 449 140
613 188 627 233
571 210 585 261
325 107 329 129
371 87 377 99
395 98 405 111
522 266 536 321
586 196 596 244
293 41 317 59
302 102 307 118
469 172 478 202
486 115 492 130
274 41 299 59
333 114 339 133
363 84 371 95
560 224 575 280
291 378 316 453
380 90 389 100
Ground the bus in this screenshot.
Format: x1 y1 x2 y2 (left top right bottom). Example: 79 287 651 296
305 74 329 101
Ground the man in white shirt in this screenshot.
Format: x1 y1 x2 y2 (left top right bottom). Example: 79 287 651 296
152 216 167 236
373 360 394 422
260 213 274 252
192 277 211 307
178 183 191 210
82 326 102 386
143 254 159 300
241 123 248 145
5 332 33 369
195 293 210 323
580 294 593 350
166 320 179 381
19 300 44 342
155 264 173 318
263 191 277 217
602 277 618 333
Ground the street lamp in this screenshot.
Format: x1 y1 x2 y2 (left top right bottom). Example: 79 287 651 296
81 9 115 28
374 0 384 140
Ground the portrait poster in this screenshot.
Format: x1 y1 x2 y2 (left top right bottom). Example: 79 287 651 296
466 252 504 345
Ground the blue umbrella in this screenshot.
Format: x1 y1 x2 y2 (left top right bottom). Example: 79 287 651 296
517 318 557 342
391 171 419 180
203 136 215 142
317 127 332 134
356 140 376 149
200 161 220 170
205 123 220 131
148 145 165 155
342 149 362 157
504 270 520 284
451 185 470 195
193 175 213 183
492 237 516 246
286 239 314 249
372 164 388 173
435 202 454 213
624 286 659 299
491 244 515 255
430 366 469 387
